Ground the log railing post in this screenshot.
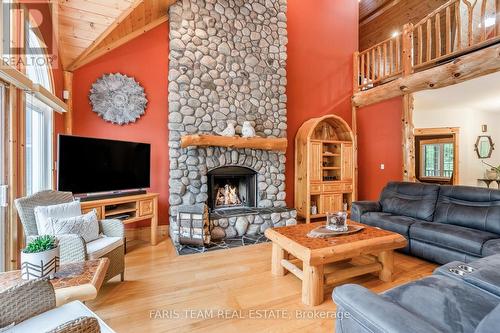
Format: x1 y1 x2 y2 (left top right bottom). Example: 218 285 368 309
353 51 360 92
402 94 416 182
63 71 73 134
401 23 415 181
401 23 414 77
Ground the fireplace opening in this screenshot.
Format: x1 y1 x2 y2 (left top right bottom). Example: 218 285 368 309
207 166 257 211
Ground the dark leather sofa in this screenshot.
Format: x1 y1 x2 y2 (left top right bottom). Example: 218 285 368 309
333 254 500 333
352 182 500 264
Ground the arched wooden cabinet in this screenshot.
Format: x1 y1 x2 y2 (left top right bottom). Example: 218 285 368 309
295 115 356 223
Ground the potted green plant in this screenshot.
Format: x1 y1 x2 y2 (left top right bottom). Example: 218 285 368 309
21 235 59 280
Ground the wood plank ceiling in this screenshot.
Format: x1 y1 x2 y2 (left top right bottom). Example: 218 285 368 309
359 0 449 51
59 0 175 71
359 0 396 25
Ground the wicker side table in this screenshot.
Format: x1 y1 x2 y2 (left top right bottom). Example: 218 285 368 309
0 258 109 306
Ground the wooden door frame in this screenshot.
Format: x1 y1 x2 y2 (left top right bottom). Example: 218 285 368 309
413 127 460 185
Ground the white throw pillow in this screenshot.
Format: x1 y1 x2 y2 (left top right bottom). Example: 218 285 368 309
48 210 100 243
34 201 82 235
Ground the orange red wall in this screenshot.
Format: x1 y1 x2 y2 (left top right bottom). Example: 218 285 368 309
71 24 169 226
285 0 359 207
357 97 404 200
67 1 361 224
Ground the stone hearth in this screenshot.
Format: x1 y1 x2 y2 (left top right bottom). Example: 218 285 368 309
210 207 296 240
168 0 295 245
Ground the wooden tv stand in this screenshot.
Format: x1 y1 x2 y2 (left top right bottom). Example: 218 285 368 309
80 193 159 246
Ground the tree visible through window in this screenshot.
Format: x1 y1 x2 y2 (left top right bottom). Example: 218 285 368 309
421 139 454 179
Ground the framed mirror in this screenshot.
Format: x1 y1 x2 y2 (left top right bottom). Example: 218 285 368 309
475 136 495 159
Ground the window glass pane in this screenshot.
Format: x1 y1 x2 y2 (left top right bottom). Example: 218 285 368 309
25 95 52 195
24 22 53 196
443 143 454 178
422 142 454 179
26 25 52 91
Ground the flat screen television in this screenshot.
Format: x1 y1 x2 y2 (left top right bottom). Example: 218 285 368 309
58 135 151 195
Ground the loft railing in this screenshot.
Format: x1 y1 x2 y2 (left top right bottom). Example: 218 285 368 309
356 35 403 91
354 0 500 92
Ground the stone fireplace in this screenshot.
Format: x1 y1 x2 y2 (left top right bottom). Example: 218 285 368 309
168 0 296 245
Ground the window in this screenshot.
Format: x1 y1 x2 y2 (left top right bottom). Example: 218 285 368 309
25 24 53 195
25 94 52 195
0 84 6 272
420 138 454 179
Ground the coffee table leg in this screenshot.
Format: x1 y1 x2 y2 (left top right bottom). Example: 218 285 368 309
302 263 324 306
271 243 286 276
378 250 394 282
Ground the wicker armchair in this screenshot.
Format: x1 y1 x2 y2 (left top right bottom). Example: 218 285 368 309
15 191 125 282
0 279 114 332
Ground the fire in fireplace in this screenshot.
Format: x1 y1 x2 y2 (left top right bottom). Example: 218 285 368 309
215 184 242 206
207 166 257 211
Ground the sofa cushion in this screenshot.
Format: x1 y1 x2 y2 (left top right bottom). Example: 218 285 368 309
482 239 500 257
411 240 481 265
361 212 422 238
9 300 115 333
333 284 443 333
382 275 499 333
380 182 440 221
410 222 498 256
86 236 123 260
476 303 500 333
434 185 500 234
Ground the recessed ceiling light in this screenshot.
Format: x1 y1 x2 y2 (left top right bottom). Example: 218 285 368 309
392 31 399 38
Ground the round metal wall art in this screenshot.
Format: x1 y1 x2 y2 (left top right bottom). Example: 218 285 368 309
89 73 148 125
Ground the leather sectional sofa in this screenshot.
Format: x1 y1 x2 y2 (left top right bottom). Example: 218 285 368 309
333 254 500 333
352 182 500 264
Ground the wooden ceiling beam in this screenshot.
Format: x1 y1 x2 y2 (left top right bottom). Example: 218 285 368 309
71 15 168 71
66 0 143 71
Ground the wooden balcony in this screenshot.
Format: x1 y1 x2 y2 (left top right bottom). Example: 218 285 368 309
354 0 500 94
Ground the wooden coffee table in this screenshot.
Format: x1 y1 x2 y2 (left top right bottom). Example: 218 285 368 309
0 258 109 306
264 221 407 306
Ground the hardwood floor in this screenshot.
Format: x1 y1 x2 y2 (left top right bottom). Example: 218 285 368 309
88 239 437 333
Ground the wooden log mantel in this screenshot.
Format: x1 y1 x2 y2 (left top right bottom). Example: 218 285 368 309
180 134 288 152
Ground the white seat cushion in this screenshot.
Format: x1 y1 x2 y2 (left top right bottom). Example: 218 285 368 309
7 300 115 333
86 236 123 260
